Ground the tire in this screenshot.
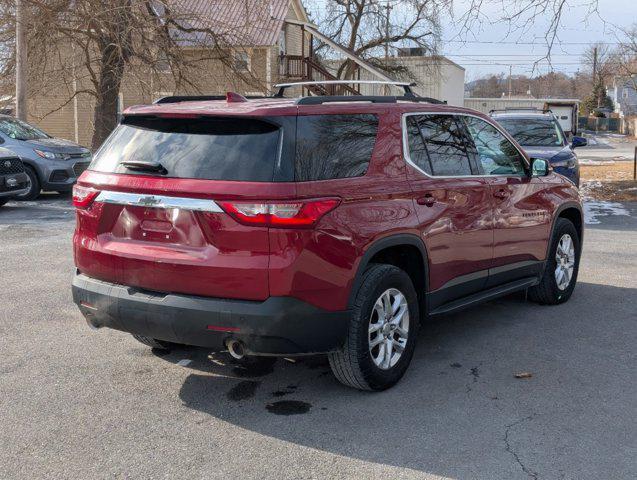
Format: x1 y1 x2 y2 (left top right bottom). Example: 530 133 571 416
328 264 420 391
528 218 580 305
131 334 174 351
16 165 40 201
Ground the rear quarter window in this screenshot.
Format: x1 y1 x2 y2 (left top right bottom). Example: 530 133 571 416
295 114 379 181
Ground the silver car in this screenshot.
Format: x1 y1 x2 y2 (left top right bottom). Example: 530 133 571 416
0 115 91 200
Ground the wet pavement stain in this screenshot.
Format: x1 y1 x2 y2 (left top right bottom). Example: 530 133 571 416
227 380 261 401
266 400 312 416
450 363 462 368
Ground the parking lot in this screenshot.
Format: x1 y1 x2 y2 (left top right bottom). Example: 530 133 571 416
1 194 636 480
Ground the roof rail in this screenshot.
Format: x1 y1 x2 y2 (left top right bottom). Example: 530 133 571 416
296 95 446 106
154 94 271 104
274 80 419 98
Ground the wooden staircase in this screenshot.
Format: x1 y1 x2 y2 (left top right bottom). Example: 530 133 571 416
279 55 361 96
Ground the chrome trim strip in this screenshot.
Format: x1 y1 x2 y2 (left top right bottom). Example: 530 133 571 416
94 191 223 213
401 111 531 179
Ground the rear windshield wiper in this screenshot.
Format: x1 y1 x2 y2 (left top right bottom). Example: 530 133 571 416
121 160 167 175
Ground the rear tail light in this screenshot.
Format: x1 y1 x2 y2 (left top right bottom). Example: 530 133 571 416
218 199 340 228
72 185 99 209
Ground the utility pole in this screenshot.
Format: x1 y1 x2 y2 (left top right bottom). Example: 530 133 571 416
383 0 392 95
592 46 601 108
508 65 513 99
384 1 392 68
15 0 28 121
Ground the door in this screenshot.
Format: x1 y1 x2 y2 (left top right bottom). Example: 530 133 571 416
404 114 494 308
462 115 552 287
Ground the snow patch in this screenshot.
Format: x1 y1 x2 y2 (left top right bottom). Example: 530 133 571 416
584 201 631 225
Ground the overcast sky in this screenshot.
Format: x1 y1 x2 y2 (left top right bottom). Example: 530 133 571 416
440 0 636 80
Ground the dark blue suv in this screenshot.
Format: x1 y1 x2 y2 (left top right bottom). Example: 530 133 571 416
490 110 587 186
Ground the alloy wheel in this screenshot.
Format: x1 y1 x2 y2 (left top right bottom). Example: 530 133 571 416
368 288 409 370
555 233 575 291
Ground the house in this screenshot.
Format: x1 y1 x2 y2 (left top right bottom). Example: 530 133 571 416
608 75 637 117
325 49 466 106
26 0 392 147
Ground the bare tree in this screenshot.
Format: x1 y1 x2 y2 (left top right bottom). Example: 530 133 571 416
310 0 449 79
615 24 637 90
0 0 266 149
456 0 601 57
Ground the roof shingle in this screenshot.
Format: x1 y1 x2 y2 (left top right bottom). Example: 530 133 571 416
173 0 290 46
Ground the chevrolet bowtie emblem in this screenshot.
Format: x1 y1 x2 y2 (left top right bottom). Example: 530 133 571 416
138 196 160 207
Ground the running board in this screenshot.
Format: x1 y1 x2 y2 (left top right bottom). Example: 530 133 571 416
428 277 539 316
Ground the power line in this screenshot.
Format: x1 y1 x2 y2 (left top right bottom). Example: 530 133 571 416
443 40 622 46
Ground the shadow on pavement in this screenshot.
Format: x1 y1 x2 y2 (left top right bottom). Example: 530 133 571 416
149 282 637 478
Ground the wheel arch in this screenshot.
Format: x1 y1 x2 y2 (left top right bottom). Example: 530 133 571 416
545 202 583 262
348 234 429 310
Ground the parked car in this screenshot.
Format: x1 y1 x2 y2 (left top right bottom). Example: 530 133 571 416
72 85 583 391
490 109 587 186
0 147 29 207
0 115 92 200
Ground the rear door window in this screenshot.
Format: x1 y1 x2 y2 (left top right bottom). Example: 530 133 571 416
295 114 378 181
90 116 287 182
406 115 473 176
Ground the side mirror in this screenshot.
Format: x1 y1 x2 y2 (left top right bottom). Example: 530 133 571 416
531 158 550 177
571 136 588 148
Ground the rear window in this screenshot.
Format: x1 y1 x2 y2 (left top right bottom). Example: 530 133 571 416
90 116 284 182
295 114 378 181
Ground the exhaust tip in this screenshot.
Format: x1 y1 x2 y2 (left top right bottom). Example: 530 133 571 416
226 339 245 360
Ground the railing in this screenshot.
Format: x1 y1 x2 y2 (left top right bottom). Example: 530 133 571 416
279 55 360 96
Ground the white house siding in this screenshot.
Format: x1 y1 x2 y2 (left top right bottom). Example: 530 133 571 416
325 56 465 106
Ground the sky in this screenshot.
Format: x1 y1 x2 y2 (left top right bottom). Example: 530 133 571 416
304 0 637 80
439 0 637 80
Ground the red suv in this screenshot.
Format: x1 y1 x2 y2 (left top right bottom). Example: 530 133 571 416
72 83 583 390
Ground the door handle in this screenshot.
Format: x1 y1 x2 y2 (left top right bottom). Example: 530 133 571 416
417 194 436 207
493 189 510 199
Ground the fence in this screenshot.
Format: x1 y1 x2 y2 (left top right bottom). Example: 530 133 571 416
578 116 621 132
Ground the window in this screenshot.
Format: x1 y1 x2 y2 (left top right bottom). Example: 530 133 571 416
279 29 286 56
295 114 378 181
90 116 283 182
463 116 526 176
234 52 250 71
0 117 49 140
496 117 565 147
406 116 432 174
406 115 473 176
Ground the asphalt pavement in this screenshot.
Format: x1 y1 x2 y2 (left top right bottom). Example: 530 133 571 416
1 195 636 480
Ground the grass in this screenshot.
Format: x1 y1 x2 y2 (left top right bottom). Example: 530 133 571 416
580 161 637 201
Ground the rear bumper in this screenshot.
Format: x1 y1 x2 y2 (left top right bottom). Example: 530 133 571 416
72 273 350 355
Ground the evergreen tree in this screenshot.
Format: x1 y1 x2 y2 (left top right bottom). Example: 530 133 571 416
582 79 614 115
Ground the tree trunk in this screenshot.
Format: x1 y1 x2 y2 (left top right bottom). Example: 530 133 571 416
91 43 126 151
